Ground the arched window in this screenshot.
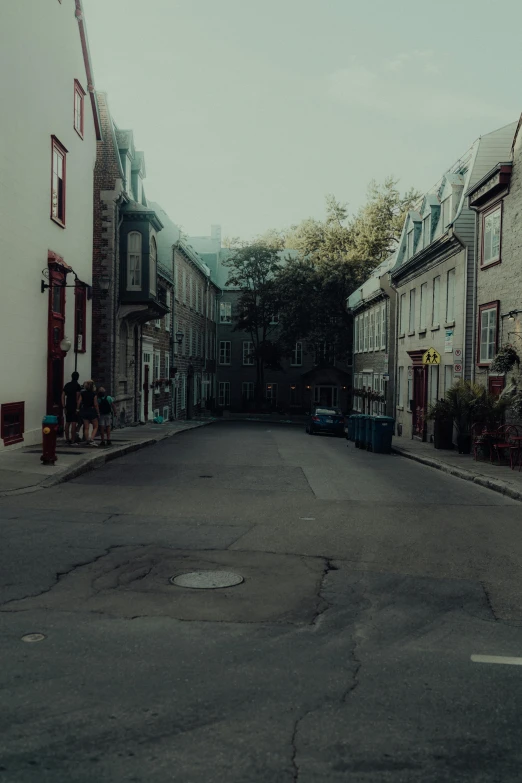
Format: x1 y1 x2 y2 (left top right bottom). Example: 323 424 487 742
127 231 142 290
149 235 157 296
119 322 128 376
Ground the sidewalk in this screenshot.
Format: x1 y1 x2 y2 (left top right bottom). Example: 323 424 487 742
0 418 215 498
392 436 522 502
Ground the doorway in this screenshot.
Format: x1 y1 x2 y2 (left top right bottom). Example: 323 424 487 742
412 366 428 440
141 342 153 422
314 385 339 408
46 266 66 418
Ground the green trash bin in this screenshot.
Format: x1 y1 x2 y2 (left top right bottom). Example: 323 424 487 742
365 415 374 451
357 415 368 449
347 415 355 441
371 416 395 454
355 415 364 448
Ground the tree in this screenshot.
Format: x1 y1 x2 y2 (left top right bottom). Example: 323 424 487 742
223 243 282 408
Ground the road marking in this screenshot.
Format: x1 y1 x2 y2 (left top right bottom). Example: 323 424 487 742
299 517 316 520
471 655 522 666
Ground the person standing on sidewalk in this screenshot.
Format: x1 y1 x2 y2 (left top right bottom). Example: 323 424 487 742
61 371 82 445
79 381 100 446
97 387 117 447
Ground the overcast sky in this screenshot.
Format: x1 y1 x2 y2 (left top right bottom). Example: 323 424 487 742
83 0 521 240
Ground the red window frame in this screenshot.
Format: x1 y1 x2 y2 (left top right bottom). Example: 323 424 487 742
476 300 500 367
1 402 25 447
73 80 85 138
51 136 68 227
480 201 503 269
75 283 87 353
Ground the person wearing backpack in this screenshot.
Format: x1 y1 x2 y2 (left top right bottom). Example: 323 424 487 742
97 387 117 447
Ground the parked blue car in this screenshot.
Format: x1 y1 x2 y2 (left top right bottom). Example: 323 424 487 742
305 407 345 437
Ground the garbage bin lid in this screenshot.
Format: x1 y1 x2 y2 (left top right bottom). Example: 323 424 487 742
373 416 395 423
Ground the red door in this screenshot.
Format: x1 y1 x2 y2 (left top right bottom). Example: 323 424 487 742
47 267 66 418
412 366 428 440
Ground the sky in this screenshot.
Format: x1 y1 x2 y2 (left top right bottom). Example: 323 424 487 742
83 0 521 241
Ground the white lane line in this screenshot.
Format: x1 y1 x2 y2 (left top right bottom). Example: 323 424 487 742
471 655 522 666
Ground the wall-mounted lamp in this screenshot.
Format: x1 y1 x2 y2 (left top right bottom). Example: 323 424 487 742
501 309 522 321
305 385 311 390
60 337 72 353
175 330 184 346
98 274 111 292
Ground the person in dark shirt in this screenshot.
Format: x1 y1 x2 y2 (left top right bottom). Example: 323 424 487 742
79 380 100 446
97 387 117 447
61 372 82 445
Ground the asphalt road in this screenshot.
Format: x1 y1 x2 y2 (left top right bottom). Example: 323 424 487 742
1 422 522 782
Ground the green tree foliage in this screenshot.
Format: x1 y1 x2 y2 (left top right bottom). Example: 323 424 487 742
223 244 282 406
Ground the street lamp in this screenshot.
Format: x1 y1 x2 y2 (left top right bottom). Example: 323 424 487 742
175 330 184 346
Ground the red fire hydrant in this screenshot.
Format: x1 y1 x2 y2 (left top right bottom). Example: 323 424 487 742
41 415 59 465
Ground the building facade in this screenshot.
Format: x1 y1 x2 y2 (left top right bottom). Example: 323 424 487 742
467 115 522 412
141 266 174 422
0 0 101 449
91 93 168 424
216 290 352 413
348 254 397 416
391 122 517 441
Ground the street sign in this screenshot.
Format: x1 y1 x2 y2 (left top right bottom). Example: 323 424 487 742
422 347 441 365
454 362 463 375
454 348 462 359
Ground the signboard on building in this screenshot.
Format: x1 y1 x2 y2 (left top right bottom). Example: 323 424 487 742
444 329 454 353
454 362 463 375
454 348 462 359
422 347 441 365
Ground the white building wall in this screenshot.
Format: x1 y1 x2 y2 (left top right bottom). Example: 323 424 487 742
0 1 97 449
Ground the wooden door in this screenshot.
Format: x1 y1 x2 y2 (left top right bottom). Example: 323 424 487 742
47 267 66 417
412 366 428 440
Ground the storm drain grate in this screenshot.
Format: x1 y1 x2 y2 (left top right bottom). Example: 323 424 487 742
170 571 244 589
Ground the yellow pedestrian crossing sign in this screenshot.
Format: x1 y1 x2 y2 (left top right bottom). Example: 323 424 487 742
422 347 441 365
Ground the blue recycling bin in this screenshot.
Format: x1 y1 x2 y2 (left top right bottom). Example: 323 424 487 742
347 415 355 441
353 415 362 447
371 416 395 454
357 415 368 449
365 415 374 451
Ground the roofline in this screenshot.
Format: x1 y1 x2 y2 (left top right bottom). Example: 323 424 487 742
75 1 102 141
175 240 211 277
465 162 513 198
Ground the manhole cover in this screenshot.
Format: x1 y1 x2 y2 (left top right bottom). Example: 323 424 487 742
21 633 46 643
170 570 244 589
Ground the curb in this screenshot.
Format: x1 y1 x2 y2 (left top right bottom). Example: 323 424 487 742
0 421 213 499
392 445 522 503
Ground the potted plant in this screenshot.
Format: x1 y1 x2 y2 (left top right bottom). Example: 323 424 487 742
427 397 454 450
490 344 520 374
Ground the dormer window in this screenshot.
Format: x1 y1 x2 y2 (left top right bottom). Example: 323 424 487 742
482 205 501 267
407 229 414 258
423 215 431 248
127 231 142 290
125 156 132 197
441 197 452 230
136 176 143 204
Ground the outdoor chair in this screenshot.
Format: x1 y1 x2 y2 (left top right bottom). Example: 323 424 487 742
472 422 495 462
491 425 520 468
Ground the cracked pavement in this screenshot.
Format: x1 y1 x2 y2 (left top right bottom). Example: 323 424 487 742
2 422 522 781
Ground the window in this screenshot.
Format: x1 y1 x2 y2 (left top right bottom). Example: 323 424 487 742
127 232 142 290
407 368 413 411
289 385 299 405
196 284 200 313
51 137 67 226
74 283 87 353
354 317 359 353
420 283 428 330
409 289 416 333
165 353 170 384
358 315 364 352
163 406 169 421
291 342 303 366
125 156 132 197
219 341 231 365
432 276 440 327
444 365 454 393
242 382 255 401
218 382 230 407
423 215 431 248
428 365 439 407
441 197 451 229
180 374 186 409
445 269 455 323
407 230 414 258
265 383 278 403
220 302 232 323
399 294 407 335
165 292 171 331
363 312 369 351
153 350 161 394
182 269 187 304
73 80 85 137
1 402 25 446
375 308 381 351
380 303 386 349
243 341 254 365
119 322 128 376
397 367 404 408
482 205 501 266
369 311 374 351
478 302 499 365
155 318 161 329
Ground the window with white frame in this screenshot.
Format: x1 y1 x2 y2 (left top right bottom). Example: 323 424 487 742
182 269 187 304
220 302 232 323
420 282 428 330
218 382 230 407
407 230 414 258
163 406 169 421
219 341 231 365
407 367 413 411
165 353 170 385
358 315 364 352
409 289 416 333
243 341 254 365
155 318 161 329
423 215 431 248
478 302 498 365
369 311 374 351
397 367 404 408
354 317 359 353
153 350 161 394
242 382 254 400
380 303 386 349
441 197 452 229
149 237 157 296
375 307 381 351
363 312 369 351
291 342 303 366
482 206 501 266
399 294 406 335
428 364 439 407
446 269 455 323
432 276 440 326
127 232 142 290
444 364 454 393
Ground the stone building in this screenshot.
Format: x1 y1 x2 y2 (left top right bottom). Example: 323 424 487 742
216 289 352 413
0 0 101 449
141 265 174 422
348 253 397 416
467 114 522 412
91 93 168 424
391 122 517 441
